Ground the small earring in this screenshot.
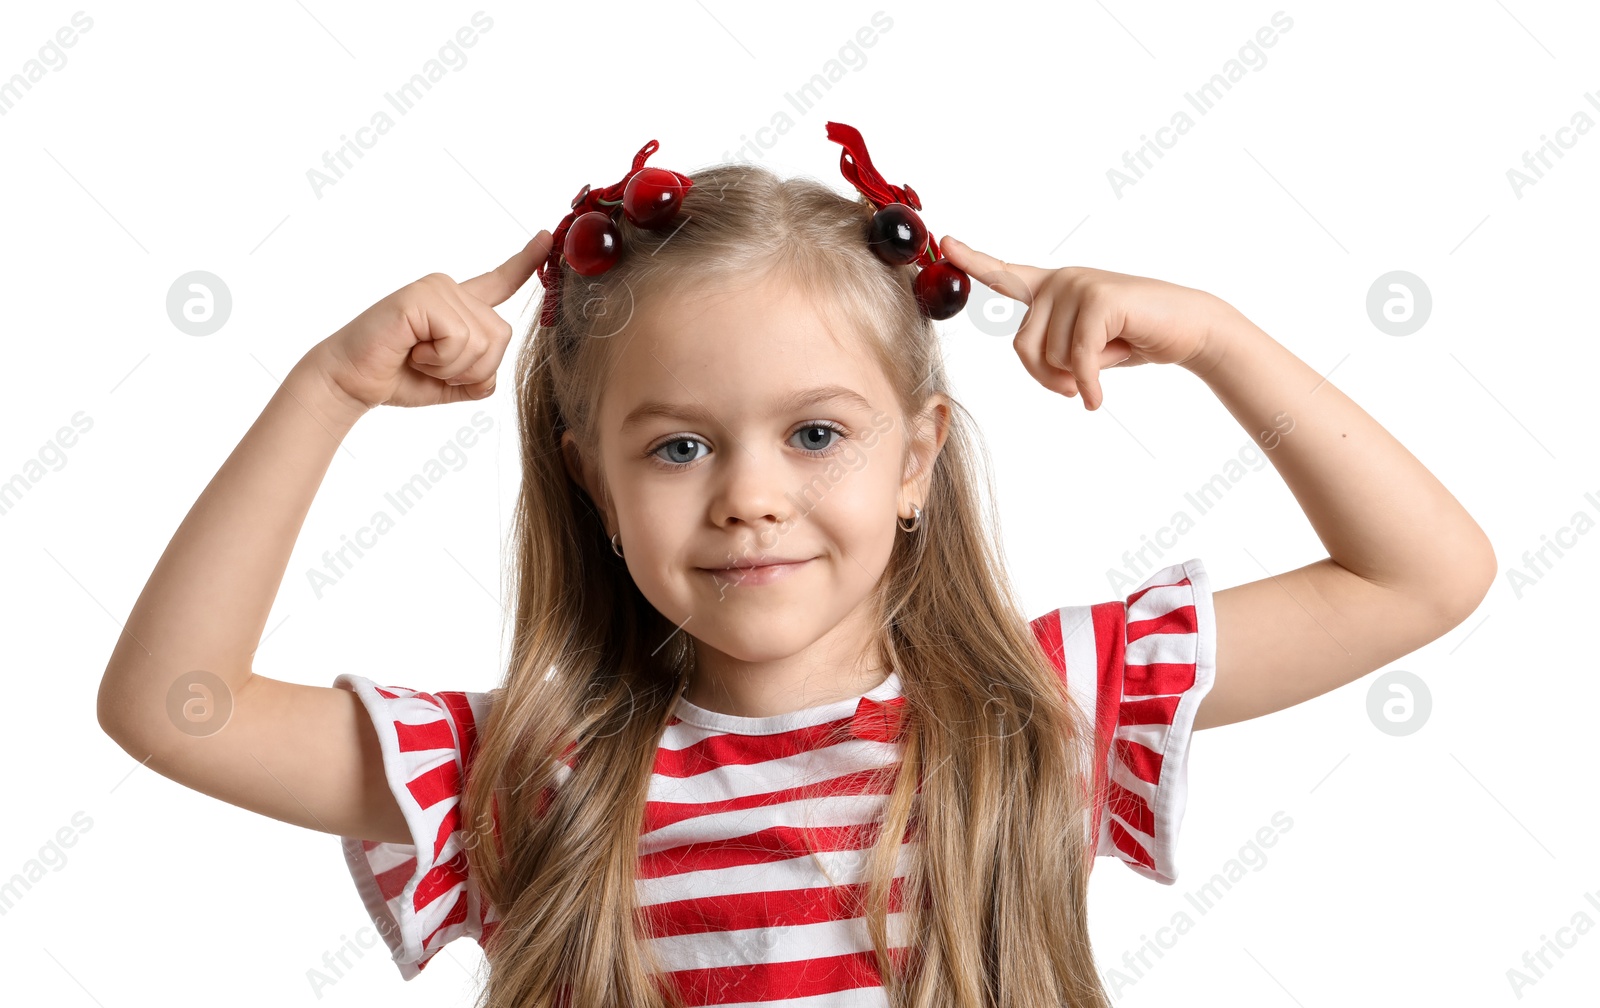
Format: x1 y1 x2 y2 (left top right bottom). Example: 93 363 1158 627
610 532 624 557
897 503 922 533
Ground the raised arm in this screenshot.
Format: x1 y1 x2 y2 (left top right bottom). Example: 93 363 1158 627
1181 309 1496 730
97 234 544 842
932 235 1498 734
95 349 413 843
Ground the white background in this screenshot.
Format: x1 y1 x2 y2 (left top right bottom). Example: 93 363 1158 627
2 1 1597 1005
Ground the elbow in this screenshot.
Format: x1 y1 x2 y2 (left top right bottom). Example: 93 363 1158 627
1444 534 1498 624
95 668 138 747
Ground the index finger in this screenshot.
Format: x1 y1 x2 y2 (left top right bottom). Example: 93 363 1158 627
938 235 1051 305
460 230 554 306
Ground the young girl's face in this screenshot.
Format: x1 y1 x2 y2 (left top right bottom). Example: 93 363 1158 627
562 271 948 670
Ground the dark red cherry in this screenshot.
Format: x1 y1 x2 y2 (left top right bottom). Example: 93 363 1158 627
914 260 970 320
623 168 688 230
564 211 621 276
868 203 927 266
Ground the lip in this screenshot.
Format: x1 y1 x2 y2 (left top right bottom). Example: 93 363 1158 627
699 558 813 587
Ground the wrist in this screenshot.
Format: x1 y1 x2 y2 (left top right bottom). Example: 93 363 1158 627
288 347 372 431
1181 295 1252 381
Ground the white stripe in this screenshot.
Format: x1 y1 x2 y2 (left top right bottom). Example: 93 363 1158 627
641 789 897 856
637 837 915 908
645 909 913 972
1125 629 1198 669
706 985 892 1008
1116 721 1168 753
1103 805 1157 855
1054 604 1101 735
1127 579 1195 623
648 738 901 806
1108 751 1160 810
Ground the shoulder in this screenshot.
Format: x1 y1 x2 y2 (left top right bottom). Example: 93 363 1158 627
1026 559 1217 885
1028 558 1212 690
329 674 501 979
333 674 496 775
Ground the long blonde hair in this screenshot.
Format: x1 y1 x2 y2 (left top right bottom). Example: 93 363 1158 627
460 159 1113 1007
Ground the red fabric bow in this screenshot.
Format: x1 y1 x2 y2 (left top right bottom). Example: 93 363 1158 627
849 693 907 744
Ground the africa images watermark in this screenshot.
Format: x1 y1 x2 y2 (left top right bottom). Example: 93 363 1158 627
1500 487 1600 600
0 811 95 917
1504 90 1599 200
1099 809 1296 996
1105 410 1295 594
1106 11 1295 199
0 11 94 118
305 11 495 199
306 921 398 999
720 10 895 164
304 411 494 599
0 411 94 519
1504 886 1600 999
705 407 899 601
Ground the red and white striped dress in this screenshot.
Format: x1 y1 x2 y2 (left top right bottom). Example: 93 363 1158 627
334 558 1216 1001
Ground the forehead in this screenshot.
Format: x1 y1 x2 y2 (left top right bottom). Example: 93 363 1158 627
599 274 892 430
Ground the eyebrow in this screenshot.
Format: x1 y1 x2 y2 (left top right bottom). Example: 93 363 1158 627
620 384 875 433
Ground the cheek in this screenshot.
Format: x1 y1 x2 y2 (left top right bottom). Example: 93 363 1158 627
803 465 898 537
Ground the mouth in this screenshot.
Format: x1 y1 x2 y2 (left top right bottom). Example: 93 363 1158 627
698 557 814 586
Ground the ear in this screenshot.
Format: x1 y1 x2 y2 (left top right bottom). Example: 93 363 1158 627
900 394 952 508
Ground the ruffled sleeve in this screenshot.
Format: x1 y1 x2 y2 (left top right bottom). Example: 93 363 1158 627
333 674 501 979
1028 558 1217 885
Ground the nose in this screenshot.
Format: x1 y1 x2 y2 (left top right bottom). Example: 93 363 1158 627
709 439 797 533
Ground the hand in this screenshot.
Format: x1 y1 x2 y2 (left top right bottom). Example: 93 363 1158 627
938 235 1233 410
312 231 553 412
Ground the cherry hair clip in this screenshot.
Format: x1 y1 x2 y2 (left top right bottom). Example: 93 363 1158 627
535 139 694 329
823 120 970 320
535 122 970 327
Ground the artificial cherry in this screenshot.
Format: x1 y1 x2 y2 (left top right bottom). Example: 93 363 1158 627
564 211 621 276
623 167 688 230
914 260 970 320
868 203 927 266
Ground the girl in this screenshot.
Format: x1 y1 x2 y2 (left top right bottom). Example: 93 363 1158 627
97 124 1496 1007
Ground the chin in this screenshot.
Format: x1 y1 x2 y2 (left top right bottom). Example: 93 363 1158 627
690 623 815 665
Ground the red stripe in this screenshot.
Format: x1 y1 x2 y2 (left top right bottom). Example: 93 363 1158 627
1105 815 1155 871
413 850 468 913
433 802 461 863
420 887 470 954
1128 603 1196 641
394 716 453 754
406 758 462 812
644 874 909 939
1118 694 1180 728
656 715 876 779
668 947 910 1005
1123 659 1199 698
1089 600 1126 827
642 764 898 834
373 855 416 902
1029 607 1067 676
639 819 887 880
1113 736 1164 786
437 691 480 773
1102 775 1156 838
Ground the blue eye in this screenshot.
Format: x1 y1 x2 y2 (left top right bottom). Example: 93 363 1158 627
647 422 849 470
